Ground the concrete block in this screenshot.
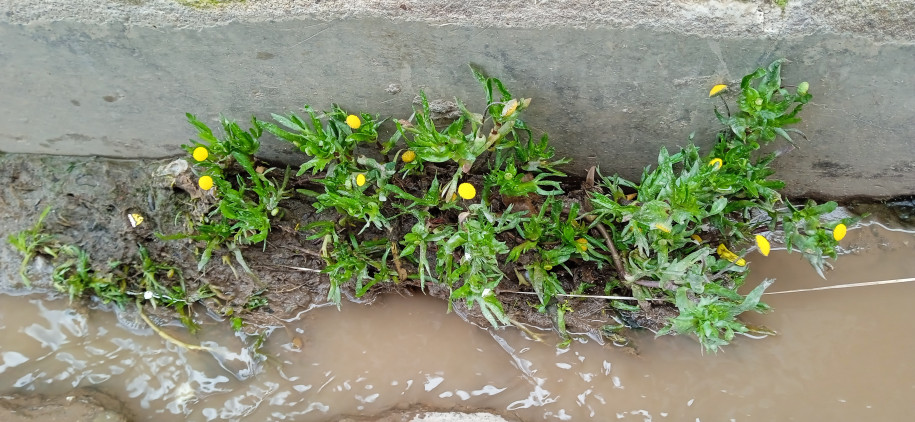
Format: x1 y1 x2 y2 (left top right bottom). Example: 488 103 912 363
1 0 913 198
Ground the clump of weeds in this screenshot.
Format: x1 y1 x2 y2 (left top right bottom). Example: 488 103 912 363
9 208 210 334
11 59 853 354
160 114 291 277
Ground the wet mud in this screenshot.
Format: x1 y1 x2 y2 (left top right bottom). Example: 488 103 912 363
0 388 132 422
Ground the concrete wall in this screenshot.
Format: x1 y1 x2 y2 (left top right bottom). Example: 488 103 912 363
1 0 913 199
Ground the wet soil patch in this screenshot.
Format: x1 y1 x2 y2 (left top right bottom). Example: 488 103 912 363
0 388 132 422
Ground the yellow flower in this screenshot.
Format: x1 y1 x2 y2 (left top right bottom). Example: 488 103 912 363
833 223 847 241
346 114 361 130
192 147 209 162
198 175 214 191
691 234 703 243
755 235 771 256
654 223 671 233
717 244 746 267
458 182 476 200
709 84 728 97
401 150 416 163
708 158 723 170
575 238 588 252
355 173 366 187
501 99 519 117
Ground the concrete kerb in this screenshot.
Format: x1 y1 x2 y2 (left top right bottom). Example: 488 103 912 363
1 0 913 199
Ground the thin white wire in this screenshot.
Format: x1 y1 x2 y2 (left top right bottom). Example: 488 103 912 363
502 277 915 300
501 291 663 301
763 277 915 295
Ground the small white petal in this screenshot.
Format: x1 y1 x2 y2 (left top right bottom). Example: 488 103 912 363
144 291 154 300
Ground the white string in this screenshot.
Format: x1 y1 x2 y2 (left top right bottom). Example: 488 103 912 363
763 277 915 295
501 291 664 301
501 277 915 301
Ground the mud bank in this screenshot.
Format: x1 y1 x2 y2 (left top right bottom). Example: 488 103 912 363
0 389 130 422
0 388 507 422
0 388 509 422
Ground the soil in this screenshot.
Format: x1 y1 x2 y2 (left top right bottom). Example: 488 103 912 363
0 388 133 422
0 153 641 341
0 387 509 422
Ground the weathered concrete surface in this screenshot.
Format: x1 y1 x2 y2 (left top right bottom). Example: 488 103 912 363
1 0 913 199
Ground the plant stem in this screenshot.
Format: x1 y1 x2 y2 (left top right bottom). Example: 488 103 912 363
390 242 407 281
592 220 632 288
137 300 215 352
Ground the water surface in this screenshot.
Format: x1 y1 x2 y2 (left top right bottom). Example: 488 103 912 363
1 222 914 421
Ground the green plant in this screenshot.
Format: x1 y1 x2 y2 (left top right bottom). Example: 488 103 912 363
163 114 291 273
7 206 56 287
438 204 524 327
555 301 574 349
244 291 268 311
309 163 390 233
397 67 532 201
484 150 564 199
400 212 454 291
8 211 207 333
264 68 550 321
259 105 382 176
715 59 810 148
658 280 773 351
322 234 392 308
586 59 852 352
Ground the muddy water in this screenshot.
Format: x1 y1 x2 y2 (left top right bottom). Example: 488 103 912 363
2 222 914 421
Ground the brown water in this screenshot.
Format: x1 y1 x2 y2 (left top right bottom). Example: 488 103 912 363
2 222 914 421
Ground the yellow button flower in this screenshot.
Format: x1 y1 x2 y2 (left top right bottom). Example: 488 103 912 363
717 244 746 267
833 223 847 241
401 150 416 163
346 114 361 130
458 183 476 200
576 238 588 252
192 146 209 162
709 84 728 97
198 175 214 190
708 158 723 170
355 173 366 187
755 235 771 256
